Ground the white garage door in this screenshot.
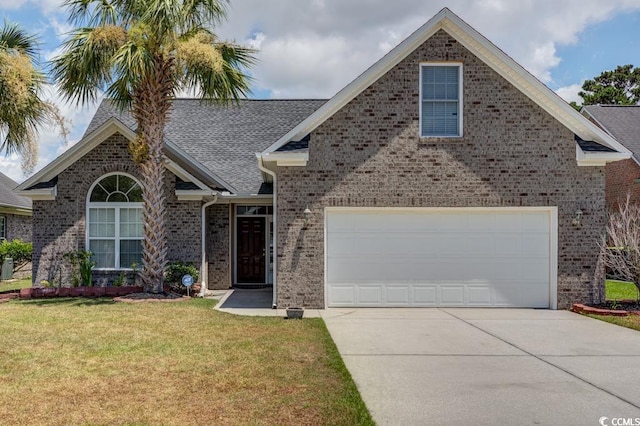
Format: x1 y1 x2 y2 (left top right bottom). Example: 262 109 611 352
326 208 556 308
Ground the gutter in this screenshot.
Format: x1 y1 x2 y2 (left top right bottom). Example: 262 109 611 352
199 192 219 297
256 154 278 309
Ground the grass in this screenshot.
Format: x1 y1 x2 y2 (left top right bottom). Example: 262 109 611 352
605 279 639 301
0 298 373 425
586 314 640 332
0 277 31 292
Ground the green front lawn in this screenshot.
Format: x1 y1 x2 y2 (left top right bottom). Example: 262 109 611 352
605 279 640 301
586 314 640 332
0 277 31 292
0 298 373 425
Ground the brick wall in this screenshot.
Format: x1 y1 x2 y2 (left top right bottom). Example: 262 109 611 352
605 159 640 210
4 213 31 242
277 29 605 309
206 204 231 289
32 133 202 286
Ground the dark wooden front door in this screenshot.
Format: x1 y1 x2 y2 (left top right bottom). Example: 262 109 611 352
237 217 266 283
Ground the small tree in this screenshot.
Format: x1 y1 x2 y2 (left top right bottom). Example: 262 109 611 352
579 64 640 106
600 195 640 300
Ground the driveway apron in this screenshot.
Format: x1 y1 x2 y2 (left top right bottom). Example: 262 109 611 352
322 308 640 425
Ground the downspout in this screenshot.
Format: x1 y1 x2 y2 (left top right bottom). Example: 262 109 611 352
199 191 218 297
256 154 278 308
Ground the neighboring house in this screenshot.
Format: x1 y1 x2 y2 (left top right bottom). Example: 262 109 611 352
581 105 640 209
0 171 31 242
16 8 631 309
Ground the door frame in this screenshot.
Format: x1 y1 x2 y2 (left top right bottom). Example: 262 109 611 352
324 206 558 309
233 205 273 285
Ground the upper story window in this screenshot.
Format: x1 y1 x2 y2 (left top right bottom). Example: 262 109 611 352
420 63 463 137
0 216 5 240
87 173 143 269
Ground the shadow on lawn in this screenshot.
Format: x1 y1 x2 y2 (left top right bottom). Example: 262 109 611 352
16 298 117 307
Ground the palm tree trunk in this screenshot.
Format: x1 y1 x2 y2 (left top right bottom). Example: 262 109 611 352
133 59 174 293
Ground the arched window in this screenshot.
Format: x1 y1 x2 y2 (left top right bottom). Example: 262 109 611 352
87 173 143 269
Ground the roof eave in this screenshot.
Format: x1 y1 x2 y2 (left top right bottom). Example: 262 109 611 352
576 147 631 167
15 186 57 200
261 151 309 167
0 204 32 214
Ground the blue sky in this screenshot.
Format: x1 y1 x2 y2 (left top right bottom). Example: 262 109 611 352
1 0 640 182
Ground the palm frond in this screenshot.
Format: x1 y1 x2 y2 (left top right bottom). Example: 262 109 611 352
0 21 40 62
52 25 127 105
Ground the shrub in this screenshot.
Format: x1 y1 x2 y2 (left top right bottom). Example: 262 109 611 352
63 250 96 287
0 239 32 272
166 261 198 284
166 261 199 295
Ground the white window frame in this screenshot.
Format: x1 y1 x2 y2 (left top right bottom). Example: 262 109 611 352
419 62 463 138
0 215 5 240
86 172 143 270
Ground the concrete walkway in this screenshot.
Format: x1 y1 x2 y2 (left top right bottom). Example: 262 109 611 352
323 308 640 426
213 289 323 317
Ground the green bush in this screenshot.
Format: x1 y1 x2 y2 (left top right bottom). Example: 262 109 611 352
0 239 32 272
165 261 199 284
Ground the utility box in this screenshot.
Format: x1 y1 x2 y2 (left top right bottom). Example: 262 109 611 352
1 258 13 281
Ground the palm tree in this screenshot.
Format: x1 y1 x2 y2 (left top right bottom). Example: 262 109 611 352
52 0 254 293
0 22 64 174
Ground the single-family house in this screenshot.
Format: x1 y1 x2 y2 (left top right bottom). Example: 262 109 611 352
16 8 631 309
0 171 31 242
581 105 640 209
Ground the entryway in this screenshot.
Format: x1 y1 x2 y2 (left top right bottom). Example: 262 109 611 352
234 206 273 287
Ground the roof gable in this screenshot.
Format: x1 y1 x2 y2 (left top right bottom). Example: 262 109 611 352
261 7 630 165
16 117 137 194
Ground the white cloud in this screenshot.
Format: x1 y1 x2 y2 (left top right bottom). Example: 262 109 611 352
556 84 584 104
216 0 640 97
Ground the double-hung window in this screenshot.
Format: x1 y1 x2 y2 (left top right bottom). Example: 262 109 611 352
87 174 143 269
0 216 5 240
420 64 462 137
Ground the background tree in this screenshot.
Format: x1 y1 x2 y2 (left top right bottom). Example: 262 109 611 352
578 64 640 107
600 195 640 301
0 22 67 175
53 0 254 293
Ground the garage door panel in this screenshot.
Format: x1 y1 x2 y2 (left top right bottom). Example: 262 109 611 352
326 209 552 308
467 286 493 305
329 285 356 305
357 286 383 304
413 286 437 304
440 286 465 305
386 286 410 304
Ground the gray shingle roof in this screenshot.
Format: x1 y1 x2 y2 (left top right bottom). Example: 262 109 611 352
583 105 640 158
0 172 31 210
85 99 327 194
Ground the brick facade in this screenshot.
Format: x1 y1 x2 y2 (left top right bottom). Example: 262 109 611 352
32 133 202 287
3 213 31 242
276 30 605 309
605 159 640 210
206 204 231 290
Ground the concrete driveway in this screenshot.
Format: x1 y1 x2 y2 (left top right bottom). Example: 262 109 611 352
322 308 640 425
